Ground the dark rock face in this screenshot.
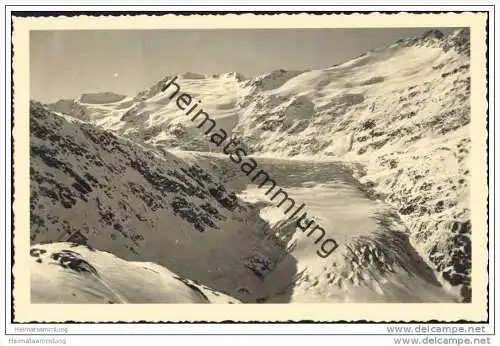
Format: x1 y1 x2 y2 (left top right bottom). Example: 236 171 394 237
31 246 99 276
50 249 100 276
421 29 445 40
429 220 472 302
442 28 470 56
30 101 237 241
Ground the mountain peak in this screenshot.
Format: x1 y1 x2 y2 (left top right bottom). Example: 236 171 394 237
421 29 445 40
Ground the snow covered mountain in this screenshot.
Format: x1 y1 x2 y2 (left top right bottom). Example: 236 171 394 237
30 101 294 303
35 29 471 303
31 242 240 303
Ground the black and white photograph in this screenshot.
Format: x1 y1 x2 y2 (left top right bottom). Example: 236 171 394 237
9 11 490 325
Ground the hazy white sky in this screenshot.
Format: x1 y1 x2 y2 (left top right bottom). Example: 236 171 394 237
30 28 458 103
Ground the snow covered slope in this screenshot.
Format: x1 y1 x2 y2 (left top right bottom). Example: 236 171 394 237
47 72 244 152
30 101 296 303
31 242 239 303
38 29 472 302
198 154 459 303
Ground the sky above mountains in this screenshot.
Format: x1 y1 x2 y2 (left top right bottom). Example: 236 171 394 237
30 27 458 103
